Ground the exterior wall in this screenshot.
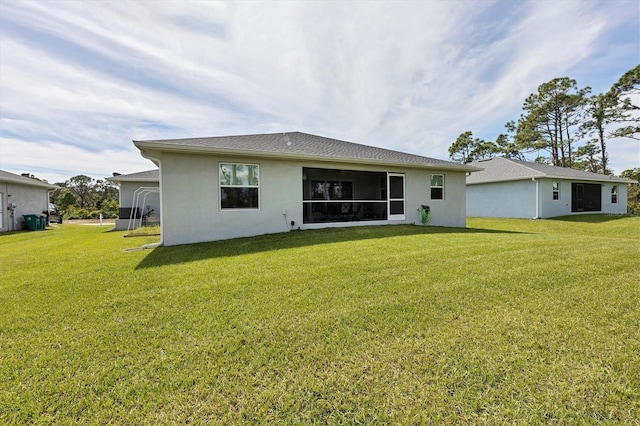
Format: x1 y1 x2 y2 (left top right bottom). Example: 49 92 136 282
601 182 628 215
158 152 469 246
535 179 628 218
468 178 630 219
405 168 467 227
0 182 50 231
467 180 536 218
539 178 570 218
114 181 160 230
119 181 160 212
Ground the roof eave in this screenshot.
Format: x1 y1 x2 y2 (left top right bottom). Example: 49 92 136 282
134 141 480 172
468 175 635 185
0 177 58 189
106 177 159 183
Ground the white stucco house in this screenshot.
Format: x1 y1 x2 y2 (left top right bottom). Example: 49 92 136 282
133 131 481 246
106 169 160 230
466 157 635 219
0 169 58 232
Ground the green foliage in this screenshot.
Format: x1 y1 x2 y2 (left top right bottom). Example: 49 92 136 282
609 65 640 140
621 168 640 215
50 175 119 218
579 92 619 173
450 65 638 175
515 77 590 167
448 131 499 163
100 198 119 218
572 140 602 173
449 131 475 163
66 175 94 208
495 126 524 160
1 219 638 423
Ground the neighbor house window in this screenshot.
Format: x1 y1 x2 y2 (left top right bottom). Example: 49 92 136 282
431 174 444 200
552 182 560 200
611 185 618 204
219 163 259 209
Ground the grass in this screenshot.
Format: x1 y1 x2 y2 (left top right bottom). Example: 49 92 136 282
1 216 638 424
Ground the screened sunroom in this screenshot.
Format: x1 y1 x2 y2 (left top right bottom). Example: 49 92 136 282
302 167 405 224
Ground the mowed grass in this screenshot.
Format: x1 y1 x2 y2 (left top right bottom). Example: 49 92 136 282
1 216 638 424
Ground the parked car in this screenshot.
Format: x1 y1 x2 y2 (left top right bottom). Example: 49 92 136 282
48 203 63 223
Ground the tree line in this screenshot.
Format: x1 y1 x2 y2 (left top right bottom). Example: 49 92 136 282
448 65 639 175
22 173 120 219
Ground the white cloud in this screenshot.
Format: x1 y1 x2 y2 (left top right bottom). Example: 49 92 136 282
0 0 638 179
0 137 156 184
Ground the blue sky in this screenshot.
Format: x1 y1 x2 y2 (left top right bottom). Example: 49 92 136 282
0 0 638 184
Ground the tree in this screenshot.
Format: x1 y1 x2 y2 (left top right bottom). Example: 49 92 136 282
573 141 602 173
449 131 476 163
515 77 590 167
609 65 640 140
470 140 499 160
48 175 120 219
579 93 620 174
66 175 95 209
448 131 498 163
495 121 525 160
620 168 640 215
93 179 119 210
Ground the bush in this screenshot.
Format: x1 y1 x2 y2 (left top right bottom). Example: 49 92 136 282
63 207 91 220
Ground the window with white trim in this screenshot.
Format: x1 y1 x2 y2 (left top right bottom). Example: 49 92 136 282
430 174 444 200
552 182 560 200
611 185 618 204
219 163 259 209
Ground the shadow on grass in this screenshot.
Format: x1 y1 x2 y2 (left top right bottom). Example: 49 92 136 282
135 224 521 269
548 213 636 223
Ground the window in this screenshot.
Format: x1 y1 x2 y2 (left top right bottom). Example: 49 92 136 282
611 185 618 204
552 182 560 200
219 163 259 209
430 174 444 200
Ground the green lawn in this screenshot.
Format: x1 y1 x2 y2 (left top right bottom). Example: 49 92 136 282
1 216 638 424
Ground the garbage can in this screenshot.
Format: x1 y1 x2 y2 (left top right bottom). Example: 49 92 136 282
39 214 47 229
23 214 39 231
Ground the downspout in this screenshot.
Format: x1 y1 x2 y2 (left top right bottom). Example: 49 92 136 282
532 178 540 219
47 188 55 225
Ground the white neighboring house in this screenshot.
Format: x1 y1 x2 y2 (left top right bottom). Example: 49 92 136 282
466 157 635 219
0 170 58 232
106 169 160 230
133 131 481 246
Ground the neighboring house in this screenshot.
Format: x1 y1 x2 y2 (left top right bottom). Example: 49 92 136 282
466 157 635 219
106 169 160 230
0 169 58 232
133 131 481 246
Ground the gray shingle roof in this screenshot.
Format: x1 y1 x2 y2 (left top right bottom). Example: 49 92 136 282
0 169 58 189
106 169 159 182
467 157 635 184
134 132 480 172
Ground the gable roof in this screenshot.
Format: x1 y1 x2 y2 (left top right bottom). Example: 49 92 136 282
467 157 635 184
106 169 159 183
0 169 58 189
134 131 481 172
